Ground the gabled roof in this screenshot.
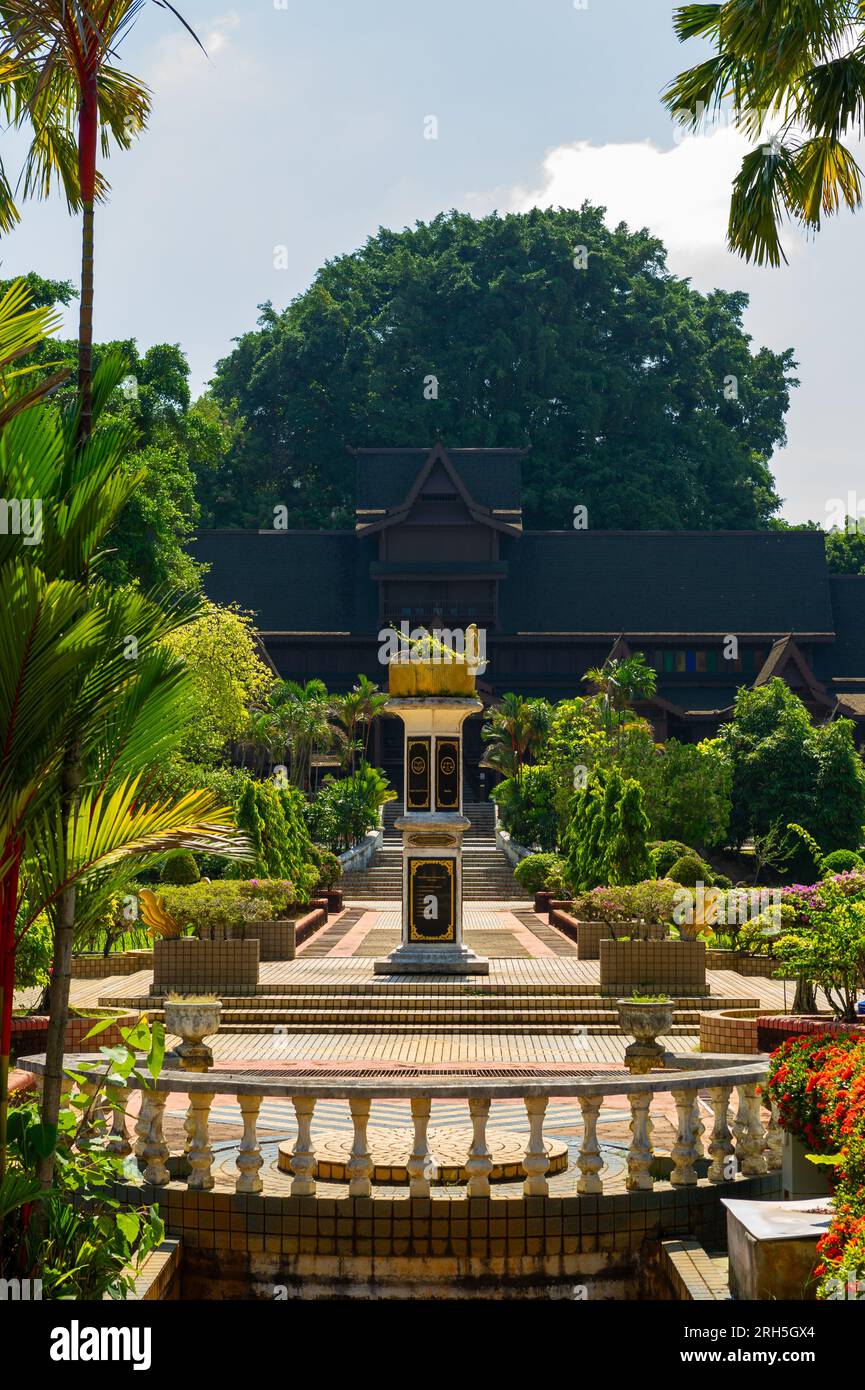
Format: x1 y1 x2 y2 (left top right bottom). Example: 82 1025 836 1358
752 634 833 705
353 444 523 535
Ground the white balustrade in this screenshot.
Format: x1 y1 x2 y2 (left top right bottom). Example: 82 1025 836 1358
135 1089 170 1186
522 1096 550 1196
186 1091 215 1191
577 1095 604 1193
670 1087 702 1185
21 1049 778 1205
626 1091 653 1191
706 1084 735 1183
407 1097 433 1198
236 1095 264 1194
290 1096 316 1195
465 1097 492 1197
348 1097 373 1197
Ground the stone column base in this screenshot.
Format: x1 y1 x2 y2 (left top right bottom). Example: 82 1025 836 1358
373 943 489 976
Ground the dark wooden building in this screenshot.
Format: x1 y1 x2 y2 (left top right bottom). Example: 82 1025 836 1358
193 444 865 794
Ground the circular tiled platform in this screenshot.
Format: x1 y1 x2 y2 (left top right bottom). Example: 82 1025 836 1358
276 1125 569 1184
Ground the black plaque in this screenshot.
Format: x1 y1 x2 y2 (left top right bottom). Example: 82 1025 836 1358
406 737 431 810
408 857 456 942
435 737 460 811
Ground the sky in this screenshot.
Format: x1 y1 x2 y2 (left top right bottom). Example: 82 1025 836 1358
3 0 862 525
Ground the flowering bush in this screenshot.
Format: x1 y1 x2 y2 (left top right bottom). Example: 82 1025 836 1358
767 1034 865 1297
570 878 677 928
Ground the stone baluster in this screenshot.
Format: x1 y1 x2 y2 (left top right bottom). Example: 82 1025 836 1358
135 1089 170 1186
106 1086 132 1156
577 1095 604 1194
465 1097 493 1197
186 1091 215 1191
670 1087 702 1186
76 1074 106 1145
764 1097 783 1172
236 1095 264 1194
735 1083 767 1175
290 1097 316 1196
626 1091 654 1191
523 1096 550 1196
348 1098 373 1197
706 1084 735 1183
407 1097 433 1198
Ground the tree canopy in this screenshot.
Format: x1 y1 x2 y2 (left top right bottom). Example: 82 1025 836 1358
207 206 796 531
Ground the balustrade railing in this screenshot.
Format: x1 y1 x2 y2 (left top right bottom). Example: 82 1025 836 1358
20 1052 779 1201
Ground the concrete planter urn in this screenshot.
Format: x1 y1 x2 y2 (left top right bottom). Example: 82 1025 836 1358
163 996 222 1073
616 998 674 1073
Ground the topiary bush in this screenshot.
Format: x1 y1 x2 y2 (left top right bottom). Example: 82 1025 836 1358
311 846 342 890
668 853 710 887
651 840 695 877
513 853 563 896
821 849 865 876
160 851 201 885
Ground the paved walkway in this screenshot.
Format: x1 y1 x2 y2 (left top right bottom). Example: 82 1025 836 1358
49 899 802 1070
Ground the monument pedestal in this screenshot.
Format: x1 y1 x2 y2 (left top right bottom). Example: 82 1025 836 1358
374 693 489 977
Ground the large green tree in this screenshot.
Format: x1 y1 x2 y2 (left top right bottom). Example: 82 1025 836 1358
207 207 796 530
721 678 865 853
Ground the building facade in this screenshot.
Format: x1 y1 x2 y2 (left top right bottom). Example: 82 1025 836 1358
193 444 865 794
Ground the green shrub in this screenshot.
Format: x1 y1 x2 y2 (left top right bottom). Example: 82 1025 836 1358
514 853 563 895
563 768 653 890
160 851 200 885
305 763 396 854
14 914 53 991
668 854 709 887
651 840 695 877
821 849 865 876
311 846 342 890
492 765 559 851
233 780 317 897
157 879 301 939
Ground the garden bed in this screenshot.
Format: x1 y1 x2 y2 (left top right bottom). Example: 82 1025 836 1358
698 1008 763 1055
600 939 706 996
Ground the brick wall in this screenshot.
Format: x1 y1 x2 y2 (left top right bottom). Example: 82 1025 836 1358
152 938 259 993
699 1009 762 1054
72 950 154 978
599 940 707 996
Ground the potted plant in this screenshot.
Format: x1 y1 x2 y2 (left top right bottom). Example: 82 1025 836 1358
312 847 344 913
163 994 222 1072
616 993 674 1073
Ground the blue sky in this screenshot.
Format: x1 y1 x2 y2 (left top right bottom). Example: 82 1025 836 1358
3 0 862 524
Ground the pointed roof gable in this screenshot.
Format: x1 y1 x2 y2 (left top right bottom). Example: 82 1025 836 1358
753 634 833 707
353 444 523 537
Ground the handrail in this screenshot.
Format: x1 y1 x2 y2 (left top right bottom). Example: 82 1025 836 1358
17 1051 779 1200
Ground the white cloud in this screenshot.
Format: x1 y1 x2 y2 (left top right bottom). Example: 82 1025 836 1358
146 10 241 88
504 125 806 280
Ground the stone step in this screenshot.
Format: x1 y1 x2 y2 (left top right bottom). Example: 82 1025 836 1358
213 1021 700 1036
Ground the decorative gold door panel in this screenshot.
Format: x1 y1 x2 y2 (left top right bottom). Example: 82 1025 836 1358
406 737 431 810
408 858 456 942
435 737 460 811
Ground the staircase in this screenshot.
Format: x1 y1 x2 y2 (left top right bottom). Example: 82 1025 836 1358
343 802 524 901
113 984 759 1036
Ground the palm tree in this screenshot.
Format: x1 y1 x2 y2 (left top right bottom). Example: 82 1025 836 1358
664 2 865 265
481 694 551 784
0 285 249 1184
353 673 388 762
0 1 201 437
272 680 339 792
332 690 366 773
583 655 657 748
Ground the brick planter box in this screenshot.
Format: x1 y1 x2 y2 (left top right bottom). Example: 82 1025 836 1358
71 950 154 978
311 897 329 921
229 920 296 962
152 938 259 993
12 1010 140 1064
699 1009 763 1055
546 899 572 923
295 906 328 947
577 920 667 961
534 891 552 913
705 948 793 979
600 939 706 996
325 889 343 914
756 1013 865 1053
